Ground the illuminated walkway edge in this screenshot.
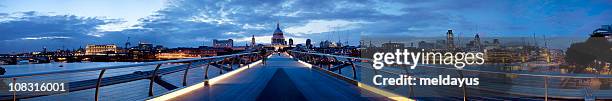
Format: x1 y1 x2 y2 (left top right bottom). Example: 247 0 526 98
146 60 263 101
293 56 413 101
146 53 413 101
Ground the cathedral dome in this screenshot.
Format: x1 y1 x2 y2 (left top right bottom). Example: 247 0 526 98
271 22 286 45
272 22 284 39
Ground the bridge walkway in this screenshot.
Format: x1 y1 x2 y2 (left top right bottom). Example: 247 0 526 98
167 53 388 101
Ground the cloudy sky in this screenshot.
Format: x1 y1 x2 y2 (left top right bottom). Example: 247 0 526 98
0 0 610 53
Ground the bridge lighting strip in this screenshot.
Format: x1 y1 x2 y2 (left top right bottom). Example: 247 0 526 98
297 60 312 68
209 60 262 85
287 53 311 68
289 55 413 101
357 82 414 101
267 54 273 58
147 60 263 101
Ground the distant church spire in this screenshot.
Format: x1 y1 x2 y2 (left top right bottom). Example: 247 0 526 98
276 20 280 29
251 35 256 47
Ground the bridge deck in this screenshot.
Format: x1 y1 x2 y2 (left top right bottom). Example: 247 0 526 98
167 53 388 101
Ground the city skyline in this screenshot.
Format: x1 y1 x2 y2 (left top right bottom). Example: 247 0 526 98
1 0 611 53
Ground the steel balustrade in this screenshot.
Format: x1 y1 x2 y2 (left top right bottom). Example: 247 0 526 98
287 50 612 100
0 52 263 101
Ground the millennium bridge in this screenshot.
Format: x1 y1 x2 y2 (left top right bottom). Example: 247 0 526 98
0 51 610 101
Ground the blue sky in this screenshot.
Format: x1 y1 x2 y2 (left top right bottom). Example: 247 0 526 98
0 0 610 53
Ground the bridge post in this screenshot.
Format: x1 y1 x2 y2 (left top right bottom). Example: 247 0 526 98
319 61 323 69
545 76 548 101
149 64 163 97
298 53 303 60
94 69 106 101
401 63 414 98
251 54 255 66
311 55 316 66
408 74 414 98
333 57 340 74
327 57 332 71
308 54 312 63
321 57 325 68
247 55 251 68
318 56 323 69
239 56 243 67
457 70 467 101
260 54 265 65
219 58 226 74
348 58 357 80
310 54 314 63
182 62 192 86
228 56 236 70
205 62 211 79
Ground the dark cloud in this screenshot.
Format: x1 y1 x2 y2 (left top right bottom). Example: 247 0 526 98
0 12 117 53
1 0 610 53
120 0 418 47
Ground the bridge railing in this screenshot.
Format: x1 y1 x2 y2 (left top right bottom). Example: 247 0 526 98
288 51 612 100
0 52 264 101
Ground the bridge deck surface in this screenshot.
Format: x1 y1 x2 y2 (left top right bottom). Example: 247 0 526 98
169 53 387 101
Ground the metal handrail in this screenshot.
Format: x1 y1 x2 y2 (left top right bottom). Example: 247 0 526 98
289 51 612 79
1 52 262 101
289 50 612 100
0 52 256 78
